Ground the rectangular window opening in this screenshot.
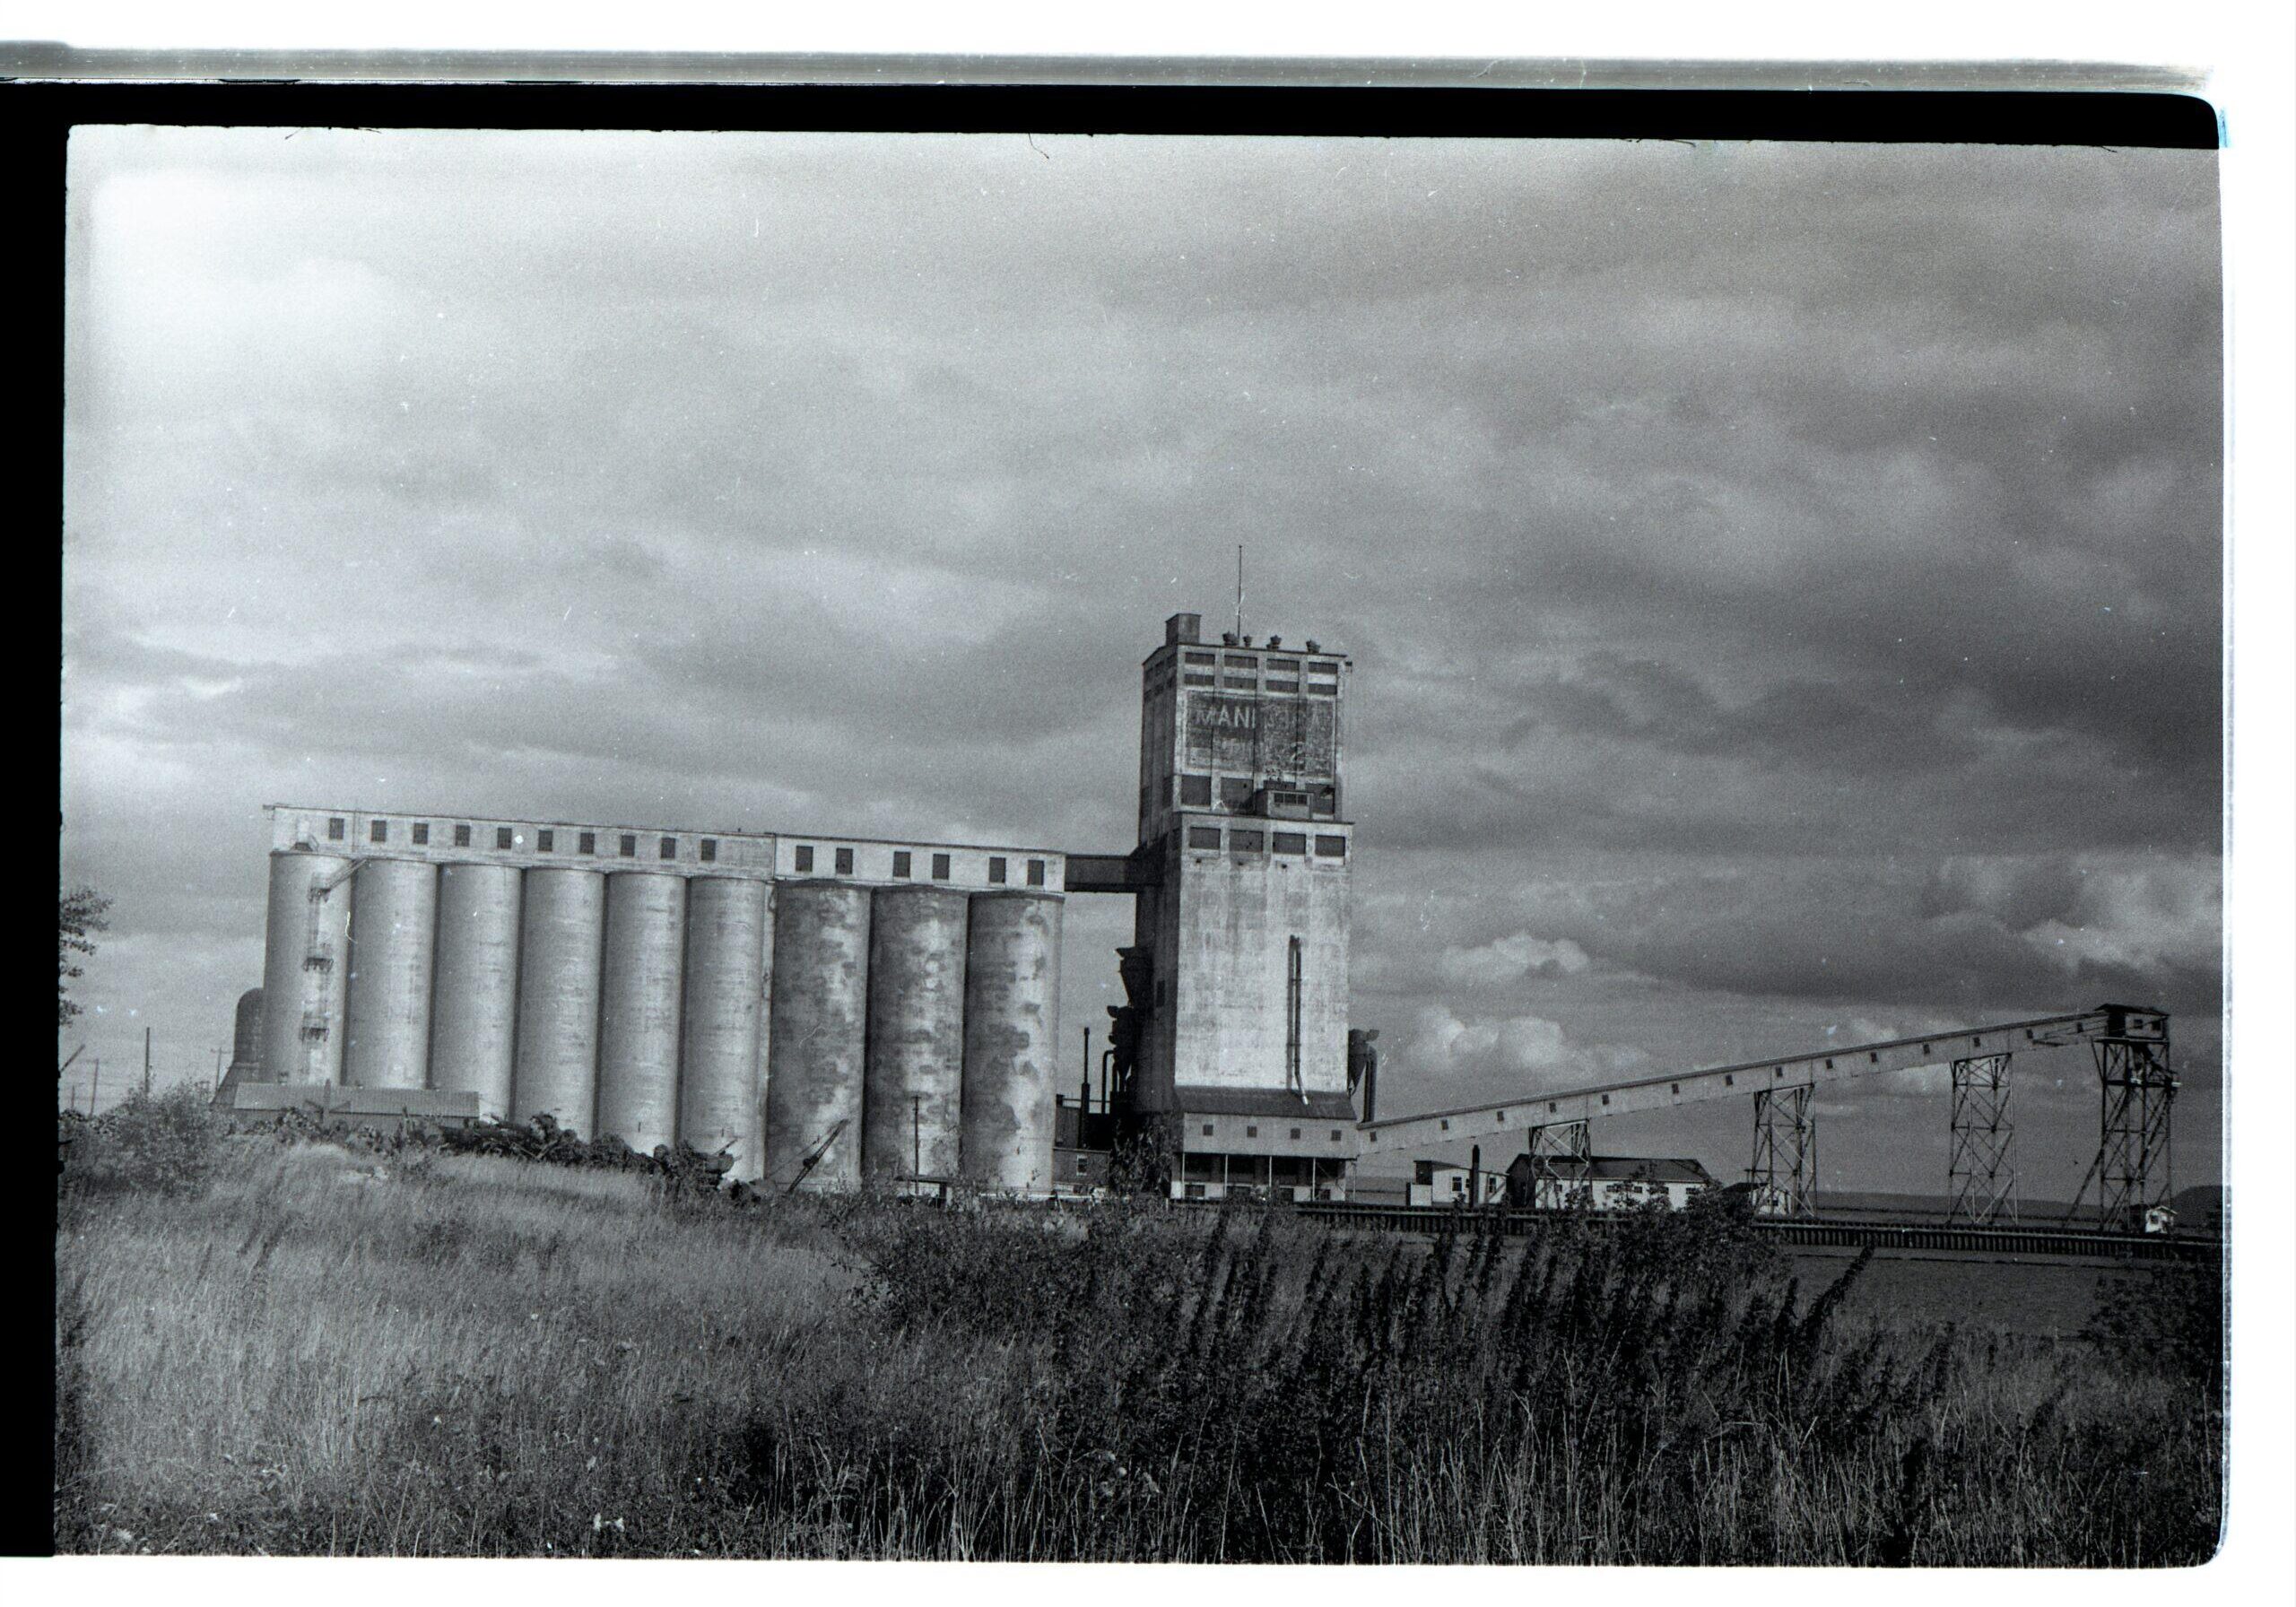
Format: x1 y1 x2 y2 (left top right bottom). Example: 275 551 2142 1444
369 820 388 843
1314 835 1347 857
618 833 636 858
892 850 912 878
1179 774 1213 807
412 822 430 846
931 853 950 880
496 827 516 850
1187 826 1223 850
327 817 345 841
537 830 555 853
988 856 1007 884
795 846 814 873
700 839 717 863
578 831 596 855
834 847 854 874
660 836 677 860
454 823 473 847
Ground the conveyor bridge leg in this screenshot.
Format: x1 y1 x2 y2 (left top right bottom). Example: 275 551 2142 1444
1947 1053 2017 1224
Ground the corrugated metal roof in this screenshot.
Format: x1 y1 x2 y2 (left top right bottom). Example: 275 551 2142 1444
1173 1085 1361 1121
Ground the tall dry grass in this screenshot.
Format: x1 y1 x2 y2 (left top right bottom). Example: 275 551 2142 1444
55 1127 2223 1563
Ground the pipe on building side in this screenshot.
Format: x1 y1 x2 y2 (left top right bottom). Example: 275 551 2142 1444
862 885 970 1186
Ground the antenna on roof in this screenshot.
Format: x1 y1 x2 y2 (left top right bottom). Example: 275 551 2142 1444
1235 543 1245 645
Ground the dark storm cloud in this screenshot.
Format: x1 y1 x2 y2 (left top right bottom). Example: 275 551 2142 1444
59 129 2221 1192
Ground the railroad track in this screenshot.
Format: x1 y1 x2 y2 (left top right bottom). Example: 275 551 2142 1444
1243 1200 2222 1263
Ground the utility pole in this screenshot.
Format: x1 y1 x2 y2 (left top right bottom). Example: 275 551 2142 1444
143 1027 153 1097
91 1058 100 1116
212 1045 228 1093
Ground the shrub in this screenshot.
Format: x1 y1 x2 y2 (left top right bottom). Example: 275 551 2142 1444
60 1085 225 1198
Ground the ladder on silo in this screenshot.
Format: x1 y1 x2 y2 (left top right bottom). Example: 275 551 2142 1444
298 858 364 1078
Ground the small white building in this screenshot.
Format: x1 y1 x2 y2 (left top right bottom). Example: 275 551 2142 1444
1407 1159 1510 1206
1505 1154 1719 1212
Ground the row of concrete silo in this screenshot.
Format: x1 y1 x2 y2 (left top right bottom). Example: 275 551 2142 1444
256 851 1062 1190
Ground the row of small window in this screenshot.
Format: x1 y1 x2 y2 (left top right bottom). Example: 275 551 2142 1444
1199 1124 1348 1142
1178 776 1336 810
792 845 1047 886
1186 826 1346 857
1180 651 1341 674
326 817 718 862
1179 673 1339 695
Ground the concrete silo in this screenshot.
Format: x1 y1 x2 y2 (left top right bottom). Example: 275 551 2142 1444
679 877 771 1182
341 857 439 1090
764 881 872 1191
512 866 607 1134
217 986 266 1097
596 872 686 1154
862 885 970 1185
960 891 1063 1194
429 863 524 1118
259 850 354 1084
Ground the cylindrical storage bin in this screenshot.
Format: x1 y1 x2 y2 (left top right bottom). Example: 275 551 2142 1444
597 872 687 1155
227 986 266 1080
961 892 1064 1194
512 867 607 1134
259 851 353 1084
342 857 439 1090
679 878 772 1183
764 882 872 1191
430 863 524 1119
863 885 970 1186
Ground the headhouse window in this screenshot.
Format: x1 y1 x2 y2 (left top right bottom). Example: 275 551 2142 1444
1183 650 1216 665
1273 832 1308 855
327 817 346 841
988 856 1007 884
369 820 388 843
1308 661 1339 674
616 833 635 858
1187 827 1223 850
892 850 912 878
659 837 677 860
454 823 473 847
1219 777 1253 807
537 830 555 852
497 827 516 850
1314 835 1347 857
578 831 596 855
700 839 717 863
1179 774 1213 807
932 853 951 880
834 847 854 874
412 822 430 845
1183 673 1214 688
1027 858 1046 887
795 846 814 873
1231 830 1265 853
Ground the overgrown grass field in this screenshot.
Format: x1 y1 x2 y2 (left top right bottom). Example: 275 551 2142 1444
54 1092 2223 1563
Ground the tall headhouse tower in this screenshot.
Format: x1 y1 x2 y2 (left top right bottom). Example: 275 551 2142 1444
1114 611 1360 1197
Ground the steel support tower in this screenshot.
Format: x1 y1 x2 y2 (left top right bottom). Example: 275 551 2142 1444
1749 1084 1816 1218
1946 1053 2017 1223
2093 1033 2177 1229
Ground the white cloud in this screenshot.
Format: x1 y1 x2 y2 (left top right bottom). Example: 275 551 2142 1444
1437 931 1591 987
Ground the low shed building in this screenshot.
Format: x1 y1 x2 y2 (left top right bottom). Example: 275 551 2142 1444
1505 1153 1718 1211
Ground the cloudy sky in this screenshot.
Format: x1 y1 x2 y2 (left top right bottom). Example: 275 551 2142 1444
60 126 2222 1199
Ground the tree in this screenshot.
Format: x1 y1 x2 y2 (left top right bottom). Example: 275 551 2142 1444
59 886 111 1028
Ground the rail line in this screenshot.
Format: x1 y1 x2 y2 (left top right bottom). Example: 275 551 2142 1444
1222 1200 2221 1263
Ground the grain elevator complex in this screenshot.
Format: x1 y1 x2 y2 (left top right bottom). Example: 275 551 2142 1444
231 612 1362 1198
